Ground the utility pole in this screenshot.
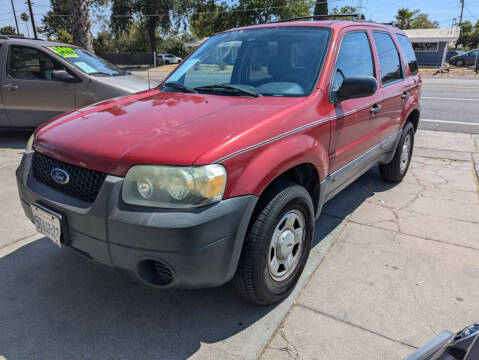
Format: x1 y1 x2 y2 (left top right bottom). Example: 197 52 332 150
459 0 464 25
26 0 37 39
10 0 20 35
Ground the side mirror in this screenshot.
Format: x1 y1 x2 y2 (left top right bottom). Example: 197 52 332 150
52 70 77 83
336 76 377 103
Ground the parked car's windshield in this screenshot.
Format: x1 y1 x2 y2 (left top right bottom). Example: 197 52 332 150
46 46 125 76
165 27 331 97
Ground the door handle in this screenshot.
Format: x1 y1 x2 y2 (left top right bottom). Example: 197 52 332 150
3 84 19 91
401 92 410 100
370 104 382 114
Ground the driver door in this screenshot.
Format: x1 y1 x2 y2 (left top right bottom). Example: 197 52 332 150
1 45 75 128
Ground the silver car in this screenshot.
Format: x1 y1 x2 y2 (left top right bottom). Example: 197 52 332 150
0 36 153 129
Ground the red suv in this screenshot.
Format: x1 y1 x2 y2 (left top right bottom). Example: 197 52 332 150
16 21 421 304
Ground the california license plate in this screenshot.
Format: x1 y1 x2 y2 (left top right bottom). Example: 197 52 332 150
31 204 62 247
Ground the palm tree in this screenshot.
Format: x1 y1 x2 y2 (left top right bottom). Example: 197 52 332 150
70 0 93 51
20 12 30 37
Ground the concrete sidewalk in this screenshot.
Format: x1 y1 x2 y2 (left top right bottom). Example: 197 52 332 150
262 130 479 359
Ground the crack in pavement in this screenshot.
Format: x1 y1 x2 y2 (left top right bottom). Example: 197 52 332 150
294 304 419 350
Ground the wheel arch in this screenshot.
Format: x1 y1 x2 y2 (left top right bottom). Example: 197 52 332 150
223 133 328 218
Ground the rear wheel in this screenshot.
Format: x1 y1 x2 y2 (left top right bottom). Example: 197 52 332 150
379 122 415 182
455 59 465 67
234 182 314 305
165 60 170 65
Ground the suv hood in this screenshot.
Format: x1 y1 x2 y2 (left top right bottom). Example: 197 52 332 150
34 90 304 176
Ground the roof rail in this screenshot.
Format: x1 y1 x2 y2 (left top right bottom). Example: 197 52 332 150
268 13 365 24
0 35 45 41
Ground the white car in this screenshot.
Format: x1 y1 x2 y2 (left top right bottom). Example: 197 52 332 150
157 54 182 65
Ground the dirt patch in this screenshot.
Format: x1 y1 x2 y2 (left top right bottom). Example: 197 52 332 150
420 66 479 79
151 64 179 72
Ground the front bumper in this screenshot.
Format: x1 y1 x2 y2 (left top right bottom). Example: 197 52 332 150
16 152 258 288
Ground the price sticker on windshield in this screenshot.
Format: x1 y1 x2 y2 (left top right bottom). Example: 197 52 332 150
49 46 79 58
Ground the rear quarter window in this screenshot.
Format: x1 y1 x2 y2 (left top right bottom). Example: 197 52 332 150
396 34 418 75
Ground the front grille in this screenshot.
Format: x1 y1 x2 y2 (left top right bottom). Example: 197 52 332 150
32 152 107 203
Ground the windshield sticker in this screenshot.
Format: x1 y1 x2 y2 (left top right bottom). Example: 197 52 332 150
49 46 79 58
73 61 96 74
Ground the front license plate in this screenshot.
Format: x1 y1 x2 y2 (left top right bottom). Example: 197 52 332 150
31 204 62 247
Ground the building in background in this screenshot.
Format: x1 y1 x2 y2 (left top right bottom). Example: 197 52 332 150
404 27 460 67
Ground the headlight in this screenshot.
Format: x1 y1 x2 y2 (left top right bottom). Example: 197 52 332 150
122 165 227 208
25 134 35 152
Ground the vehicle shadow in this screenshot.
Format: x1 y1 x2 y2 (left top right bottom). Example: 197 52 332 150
0 166 398 360
0 130 32 150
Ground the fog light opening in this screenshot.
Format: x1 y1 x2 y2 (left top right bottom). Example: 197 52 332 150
137 259 174 286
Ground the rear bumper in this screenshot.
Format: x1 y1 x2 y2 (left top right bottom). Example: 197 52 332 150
16 152 258 288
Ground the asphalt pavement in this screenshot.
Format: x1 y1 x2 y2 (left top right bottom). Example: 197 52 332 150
420 78 479 134
132 70 479 134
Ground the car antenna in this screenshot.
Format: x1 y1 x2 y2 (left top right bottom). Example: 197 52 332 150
147 64 151 91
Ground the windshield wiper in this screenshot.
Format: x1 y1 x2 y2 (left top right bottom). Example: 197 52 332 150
89 71 113 76
195 84 261 98
162 82 198 93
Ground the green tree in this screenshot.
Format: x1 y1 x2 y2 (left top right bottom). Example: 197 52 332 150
395 8 438 30
110 0 187 52
0 26 19 35
329 5 357 20
159 33 195 57
20 12 30 37
190 0 234 38
231 0 312 26
457 20 479 49
41 0 72 39
410 13 438 29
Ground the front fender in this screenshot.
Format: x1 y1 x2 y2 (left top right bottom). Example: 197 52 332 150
222 131 329 199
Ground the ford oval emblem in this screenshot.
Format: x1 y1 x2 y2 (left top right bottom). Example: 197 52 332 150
51 168 70 185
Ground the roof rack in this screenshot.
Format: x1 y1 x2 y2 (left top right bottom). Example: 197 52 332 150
268 13 365 24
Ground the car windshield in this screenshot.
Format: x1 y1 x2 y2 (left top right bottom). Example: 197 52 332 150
165 27 331 97
46 46 125 76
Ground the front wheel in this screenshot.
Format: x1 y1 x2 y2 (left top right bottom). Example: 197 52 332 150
455 59 465 67
379 122 415 182
234 182 314 305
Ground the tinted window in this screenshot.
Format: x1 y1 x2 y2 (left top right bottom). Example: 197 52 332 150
396 34 418 75
373 32 403 85
167 27 331 97
8 46 65 80
332 31 374 91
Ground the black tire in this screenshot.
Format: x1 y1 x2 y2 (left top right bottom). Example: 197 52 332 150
233 182 314 305
456 59 465 67
165 60 170 65
379 122 415 182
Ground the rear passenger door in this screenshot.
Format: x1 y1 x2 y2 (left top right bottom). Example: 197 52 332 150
329 30 382 173
371 31 408 139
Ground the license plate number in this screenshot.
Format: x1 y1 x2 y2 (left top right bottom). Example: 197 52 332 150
31 205 62 247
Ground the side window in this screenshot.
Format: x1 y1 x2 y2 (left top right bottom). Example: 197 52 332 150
332 31 374 92
8 46 65 80
396 34 418 75
372 32 404 86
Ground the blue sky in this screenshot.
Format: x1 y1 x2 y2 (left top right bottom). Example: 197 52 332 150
1 0 478 39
